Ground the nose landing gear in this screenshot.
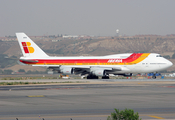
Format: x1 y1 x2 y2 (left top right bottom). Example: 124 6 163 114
148 73 161 79
152 74 156 79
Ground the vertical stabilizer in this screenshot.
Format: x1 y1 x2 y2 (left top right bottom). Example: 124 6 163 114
16 33 48 57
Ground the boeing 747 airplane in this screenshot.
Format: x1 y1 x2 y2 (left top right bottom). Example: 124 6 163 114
16 33 173 79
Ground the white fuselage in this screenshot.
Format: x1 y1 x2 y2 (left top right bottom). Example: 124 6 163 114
20 53 173 74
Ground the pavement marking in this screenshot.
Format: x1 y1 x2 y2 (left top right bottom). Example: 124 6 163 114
149 115 165 119
28 95 45 97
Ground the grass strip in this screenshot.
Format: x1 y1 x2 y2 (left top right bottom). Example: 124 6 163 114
1 77 59 80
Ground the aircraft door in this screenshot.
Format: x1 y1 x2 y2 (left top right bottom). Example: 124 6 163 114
143 59 149 72
145 60 149 67
134 59 149 73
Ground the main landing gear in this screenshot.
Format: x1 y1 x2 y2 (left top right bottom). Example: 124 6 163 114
87 74 110 79
102 76 109 79
87 74 98 79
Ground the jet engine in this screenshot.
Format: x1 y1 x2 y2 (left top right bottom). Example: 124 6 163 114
60 67 74 75
93 69 106 76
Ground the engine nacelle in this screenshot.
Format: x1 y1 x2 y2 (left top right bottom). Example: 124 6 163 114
60 68 73 75
114 73 132 77
93 69 106 77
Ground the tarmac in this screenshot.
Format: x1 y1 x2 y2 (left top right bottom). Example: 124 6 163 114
0 79 175 120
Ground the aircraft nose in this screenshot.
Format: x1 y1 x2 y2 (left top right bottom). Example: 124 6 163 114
168 60 173 67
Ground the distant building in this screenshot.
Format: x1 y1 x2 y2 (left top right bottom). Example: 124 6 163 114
11 72 25 75
63 35 78 39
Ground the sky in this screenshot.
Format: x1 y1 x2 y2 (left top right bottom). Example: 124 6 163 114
0 0 175 36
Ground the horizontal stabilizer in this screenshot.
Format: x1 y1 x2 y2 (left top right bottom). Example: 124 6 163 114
20 59 38 63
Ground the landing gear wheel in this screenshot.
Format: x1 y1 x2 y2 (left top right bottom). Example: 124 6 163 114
152 75 156 79
102 76 109 79
87 74 98 79
87 76 90 79
95 76 98 79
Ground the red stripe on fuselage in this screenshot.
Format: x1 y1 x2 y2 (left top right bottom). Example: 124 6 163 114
20 53 143 64
122 53 143 63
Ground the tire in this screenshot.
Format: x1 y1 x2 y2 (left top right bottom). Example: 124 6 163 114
102 76 109 79
152 76 156 79
87 76 91 79
87 75 98 79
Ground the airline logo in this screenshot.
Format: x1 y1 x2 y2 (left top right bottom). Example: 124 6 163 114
108 59 122 63
21 42 34 53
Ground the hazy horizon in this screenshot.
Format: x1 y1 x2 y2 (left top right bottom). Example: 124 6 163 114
1 0 175 36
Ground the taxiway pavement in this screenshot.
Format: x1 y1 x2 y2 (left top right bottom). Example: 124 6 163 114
0 79 175 120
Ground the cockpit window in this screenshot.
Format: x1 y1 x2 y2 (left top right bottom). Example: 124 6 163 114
156 55 162 57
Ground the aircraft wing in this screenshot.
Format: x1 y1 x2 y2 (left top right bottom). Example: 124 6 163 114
38 65 126 75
